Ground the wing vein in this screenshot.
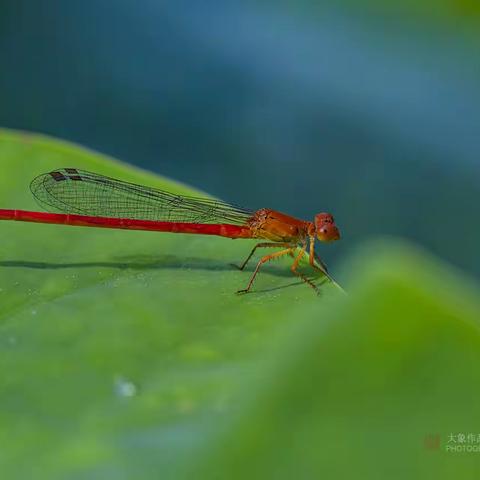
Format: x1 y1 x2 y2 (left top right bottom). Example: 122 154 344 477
30 169 253 225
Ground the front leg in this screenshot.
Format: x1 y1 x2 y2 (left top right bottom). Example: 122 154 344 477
308 235 329 275
290 242 319 293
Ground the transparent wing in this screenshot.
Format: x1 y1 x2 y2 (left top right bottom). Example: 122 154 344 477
30 168 253 225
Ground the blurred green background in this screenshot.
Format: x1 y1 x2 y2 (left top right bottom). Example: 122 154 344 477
1 0 479 279
1 2 480 479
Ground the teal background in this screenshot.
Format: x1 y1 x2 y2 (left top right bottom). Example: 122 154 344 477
1 1 479 278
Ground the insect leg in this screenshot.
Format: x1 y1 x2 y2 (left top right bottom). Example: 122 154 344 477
291 243 319 293
235 242 294 271
308 235 329 275
236 247 294 294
